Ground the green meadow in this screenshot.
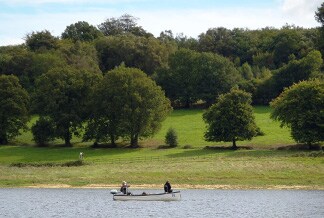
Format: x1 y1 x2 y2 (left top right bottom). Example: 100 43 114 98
0 106 323 189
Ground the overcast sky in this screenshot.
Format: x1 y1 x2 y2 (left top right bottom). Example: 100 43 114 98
0 0 322 46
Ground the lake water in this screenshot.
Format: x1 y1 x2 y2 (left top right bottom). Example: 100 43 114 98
0 188 323 218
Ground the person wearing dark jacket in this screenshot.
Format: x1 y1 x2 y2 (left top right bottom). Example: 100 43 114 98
120 181 129 194
164 181 172 193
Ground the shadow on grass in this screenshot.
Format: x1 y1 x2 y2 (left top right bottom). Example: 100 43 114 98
169 109 204 117
277 144 323 151
165 148 231 158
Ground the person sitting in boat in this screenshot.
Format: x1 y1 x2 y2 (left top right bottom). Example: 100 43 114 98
120 181 130 195
164 181 172 193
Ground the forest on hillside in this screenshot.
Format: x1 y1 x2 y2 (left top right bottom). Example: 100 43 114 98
1 11 323 107
0 4 323 147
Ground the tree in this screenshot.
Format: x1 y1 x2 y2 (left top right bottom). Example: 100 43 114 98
33 67 101 146
255 50 323 104
156 49 241 107
95 35 174 75
61 21 103 42
31 117 56 146
239 62 254 80
98 14 151 37
315 2 324 54
85 65 172 147
315 2 324 25
58 41 102 74
25 30 58 51
203 88 259 149
271 26 313 67
270 80 324 149
165 128 178 147
0 75 29 144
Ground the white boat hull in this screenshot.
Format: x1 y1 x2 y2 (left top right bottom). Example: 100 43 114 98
113 191 181 201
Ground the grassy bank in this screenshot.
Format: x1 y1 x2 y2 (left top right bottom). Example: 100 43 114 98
1 146 323 189
0 106 323 189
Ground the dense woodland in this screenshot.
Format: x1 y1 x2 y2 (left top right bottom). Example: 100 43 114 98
0 4 324 147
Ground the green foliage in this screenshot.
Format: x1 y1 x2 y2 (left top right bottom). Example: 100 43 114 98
255 50 323 104
84 65 172 147
203 88 259 148
239 62 254 80
270 79 324 147
315 3 324 26
33 67 102 146
95 34 174 75
156 48 241 107
165 128 178 147
271 26 314 67
0 75 29 144
25 30 58 51
98 14 151 37
31 117 56 146
58 41 102 74
62 21 103 42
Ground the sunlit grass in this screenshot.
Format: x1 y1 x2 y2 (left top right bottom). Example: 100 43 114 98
13 106 294 149
148 106 294 148
2 106 322 188
0 146 323 188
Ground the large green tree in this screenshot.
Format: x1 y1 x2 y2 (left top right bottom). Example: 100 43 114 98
315 2 324 26
203 88 259 149
98 14 151 37
255 50 323 104
0 75 29 144
85 65 172 147
62 21 103 42
315 2 324 55
270 79 324 148
156 49 241 107
33 68 101 146
25 30 58 51
95 34 174 75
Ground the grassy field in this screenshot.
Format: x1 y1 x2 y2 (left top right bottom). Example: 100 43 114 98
14 106 294 148
145 106 294 148
0 106 323 189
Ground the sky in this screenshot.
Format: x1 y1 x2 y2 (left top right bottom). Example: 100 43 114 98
0 0 323 46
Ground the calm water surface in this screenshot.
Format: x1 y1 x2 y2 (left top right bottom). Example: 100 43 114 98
0 188 323 218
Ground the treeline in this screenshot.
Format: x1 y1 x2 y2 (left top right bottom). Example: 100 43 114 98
1 14 323 107
0 7 324 146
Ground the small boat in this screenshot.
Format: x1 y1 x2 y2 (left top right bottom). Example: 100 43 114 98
113 191 181 201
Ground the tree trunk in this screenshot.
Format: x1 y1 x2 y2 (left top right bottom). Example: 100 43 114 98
0 134 8 145
64 129 72 147
130 134 139 148
110 134 117 147
232 138 237 150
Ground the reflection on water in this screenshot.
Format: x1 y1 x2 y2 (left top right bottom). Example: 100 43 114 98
0 188 323 218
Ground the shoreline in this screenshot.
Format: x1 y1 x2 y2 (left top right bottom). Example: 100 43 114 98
16 184 324 190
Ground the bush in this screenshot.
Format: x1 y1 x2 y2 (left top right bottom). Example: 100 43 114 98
31 117 56 146
165 128 178 147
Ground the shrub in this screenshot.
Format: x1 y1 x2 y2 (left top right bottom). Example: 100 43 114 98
165 128 178 147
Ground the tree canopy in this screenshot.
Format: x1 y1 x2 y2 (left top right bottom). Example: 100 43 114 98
270 79 324 148
98 14 151 37
0 75 29 144
62 21 103 42
84 65 172 147
156 48 241 107
203 88 259 149
25 30 58 51
33 67 102 146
